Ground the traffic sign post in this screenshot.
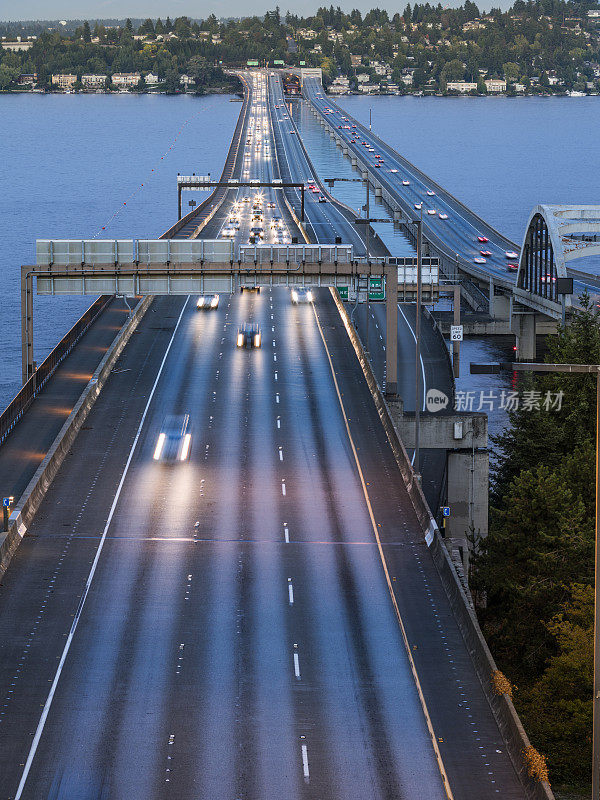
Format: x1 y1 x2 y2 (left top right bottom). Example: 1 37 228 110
3 496 14 533
451 285 461 378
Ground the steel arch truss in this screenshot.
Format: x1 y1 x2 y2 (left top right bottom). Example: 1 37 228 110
518 204 600 307
518 212 559 302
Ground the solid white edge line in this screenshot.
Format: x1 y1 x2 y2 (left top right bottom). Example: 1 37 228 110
313 296 454 800
293 652 301 679
396 303 427 466
14 295 191 800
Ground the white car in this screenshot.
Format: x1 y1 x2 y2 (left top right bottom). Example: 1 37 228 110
439 213 448 220
197 294 219 310
427 208 436 215
505 251 519 259
474 257 487 264
390 168 398 173
426 190 435 196
402 179 410 185
414 202 422 210
154 415 191 462
291 288 313 303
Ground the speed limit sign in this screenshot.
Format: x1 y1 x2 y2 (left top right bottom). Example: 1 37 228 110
450 325 463 342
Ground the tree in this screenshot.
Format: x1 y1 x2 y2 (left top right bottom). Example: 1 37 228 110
164 68 180 93
155 18 165 35
138 18 155 36
503 61 519 82
82 20 91 43
522 584 593 785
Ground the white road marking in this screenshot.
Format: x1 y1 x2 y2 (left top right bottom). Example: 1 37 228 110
281 481 286 496
288 580 294 605
275 393 280 403
293 652 301 679
284 526 289 543
279 448 284 461
13 298 191 800
276 417 281 428
301 744 310 780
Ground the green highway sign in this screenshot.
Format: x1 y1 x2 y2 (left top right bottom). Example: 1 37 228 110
337 286 349 300
368 276 385 301
274 60 284 66
247 60 259 66
299 60 306 66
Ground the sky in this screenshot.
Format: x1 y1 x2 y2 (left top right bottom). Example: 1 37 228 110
0 0 512 23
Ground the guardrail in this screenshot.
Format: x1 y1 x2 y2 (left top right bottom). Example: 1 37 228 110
239 244 353 264
0 295 111 447
36 239 235 265
0 296 153 580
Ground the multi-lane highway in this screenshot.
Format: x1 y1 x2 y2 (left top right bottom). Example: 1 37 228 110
302 76 600 304
0 71 529 799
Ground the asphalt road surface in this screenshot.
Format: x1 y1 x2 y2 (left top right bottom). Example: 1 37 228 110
0 288 526 800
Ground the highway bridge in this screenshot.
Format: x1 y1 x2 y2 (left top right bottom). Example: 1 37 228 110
300 74 600 357
0 71 551 800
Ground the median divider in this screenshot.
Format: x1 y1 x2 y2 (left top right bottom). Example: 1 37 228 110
0 295 154 581
329 286 554 800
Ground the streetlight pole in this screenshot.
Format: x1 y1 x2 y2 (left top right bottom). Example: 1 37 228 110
365 177 370 357
414 212 423 480
470 360 600 797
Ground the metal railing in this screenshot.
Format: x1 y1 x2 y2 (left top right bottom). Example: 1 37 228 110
0 295 111 447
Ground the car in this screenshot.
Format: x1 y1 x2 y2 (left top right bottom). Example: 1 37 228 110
480 250 492 256
291 287 313 303
153 414 191 462
541 274 556 283
311 186 319 193
318 195 326 203
196 294 219 310
289 130 295 134
477 236 488 243
439 213 448 220
427 208 436 215
390 169 398 173
507 263 518 271
414 202 422 210
374 163 381 168
474 257 487 264
505 251 519 259
426 190 435 196
240 286 261 293
402 179 410 185
237 323 261 348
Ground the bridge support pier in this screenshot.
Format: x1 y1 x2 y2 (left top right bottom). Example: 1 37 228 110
351 157 357 167
374 186 382 198
385 264 398 395
512 312 536 360
21 267 34 384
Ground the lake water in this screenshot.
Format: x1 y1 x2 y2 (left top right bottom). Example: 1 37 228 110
1 92 599 419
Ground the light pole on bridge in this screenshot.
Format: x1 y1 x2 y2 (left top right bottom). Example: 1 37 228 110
471 359 600 799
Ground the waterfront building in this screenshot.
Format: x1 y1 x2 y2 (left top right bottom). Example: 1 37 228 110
112 73 141 88
51 74 77 89
82 74 107 89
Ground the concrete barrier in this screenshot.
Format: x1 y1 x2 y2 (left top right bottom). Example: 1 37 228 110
0 295 153 580
329 287 554 800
